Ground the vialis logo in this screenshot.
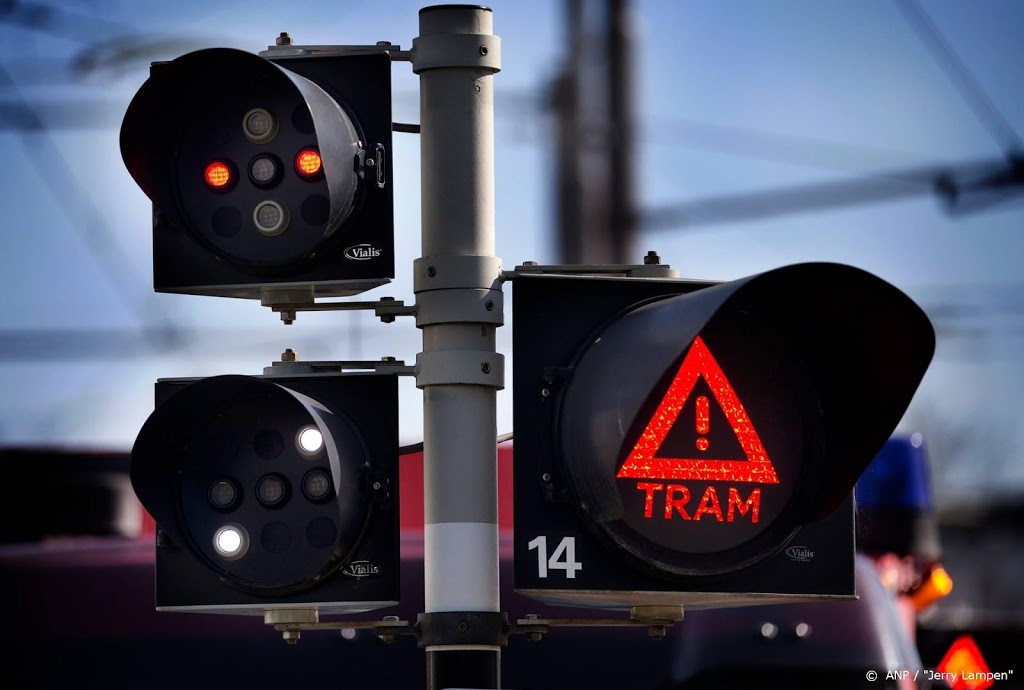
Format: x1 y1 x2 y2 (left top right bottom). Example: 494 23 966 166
342 560 380 577
344 243 382 261
786 546 814 562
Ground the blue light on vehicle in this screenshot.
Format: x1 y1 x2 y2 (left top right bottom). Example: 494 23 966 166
856 435 933 511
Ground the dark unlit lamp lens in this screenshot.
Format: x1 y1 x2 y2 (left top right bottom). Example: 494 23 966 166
243 108 277 143
249 156 279 186
253 200 288 235
208 479 237 509
257 474 287 507
303 469 331 501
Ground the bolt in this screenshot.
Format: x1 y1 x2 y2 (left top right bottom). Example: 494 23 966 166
427 266 437 277
381 356 397 363
794 622 812 638
648 626 666 640
760 622 778 639
541 472 551 482
523 261 537 266
365 157 375 167
282 630 300 644
281 348 297 362
378 618 399 642
525 614 543 642
372 481 382 490
479 45 489 56
457 621 469 632
378 298 396 324
644 250 661 265
376 41 393 46
485 300 495 311
280 310 295 325
541 388 550 398
276 32 293 46
481 362 491 374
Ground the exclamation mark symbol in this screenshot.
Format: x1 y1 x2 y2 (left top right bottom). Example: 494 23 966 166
696 395 710 451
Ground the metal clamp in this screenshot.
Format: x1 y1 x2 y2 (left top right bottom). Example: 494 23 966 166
414 611 511 648
414 255 503 292
411 33 502 74
268 616 413 645
262 295 416 325
415 288 503 327
258 37 407 59
513 607 684 642
503 252 683 280
416 351 505 389
263 353 414 377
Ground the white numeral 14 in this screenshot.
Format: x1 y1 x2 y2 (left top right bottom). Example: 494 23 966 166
527 536 583 579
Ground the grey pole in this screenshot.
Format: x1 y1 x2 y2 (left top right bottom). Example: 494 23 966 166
411 5 504 688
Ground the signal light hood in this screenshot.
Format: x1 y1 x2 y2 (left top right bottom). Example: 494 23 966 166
558 262 935 525
130 375 357 551
120 47 360 235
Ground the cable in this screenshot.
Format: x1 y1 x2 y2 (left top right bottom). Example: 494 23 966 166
894 0 1021 151
0 63 150 319
641 155 1011 232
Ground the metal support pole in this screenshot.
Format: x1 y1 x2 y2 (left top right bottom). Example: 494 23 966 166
412 5 504 689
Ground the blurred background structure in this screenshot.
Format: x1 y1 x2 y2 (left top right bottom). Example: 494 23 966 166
0 0 1022 685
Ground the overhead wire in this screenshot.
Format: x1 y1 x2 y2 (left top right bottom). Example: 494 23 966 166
893 0 1021 152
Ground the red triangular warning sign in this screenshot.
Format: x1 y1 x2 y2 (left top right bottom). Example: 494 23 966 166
617 336 779 484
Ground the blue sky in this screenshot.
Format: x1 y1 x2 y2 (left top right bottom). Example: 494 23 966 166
0 0 1021 504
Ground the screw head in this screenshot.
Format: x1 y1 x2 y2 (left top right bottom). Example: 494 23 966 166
485 300 495 311
372 481 382 490
481 362 491 374
457 621 469 632
276 32 293 46
479 45 489 55
427 266 437 277
541 472 551 482
540 388 550 398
